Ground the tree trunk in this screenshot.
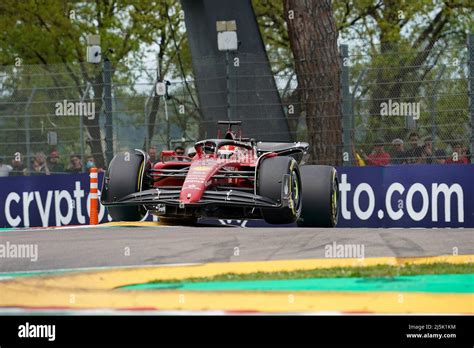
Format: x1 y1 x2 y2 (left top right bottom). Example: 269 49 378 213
84 72 106 169
284 0 342 165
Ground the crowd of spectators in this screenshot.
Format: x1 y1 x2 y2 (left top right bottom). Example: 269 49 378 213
357 131 471 166
0 149 101 177
0 136 471 177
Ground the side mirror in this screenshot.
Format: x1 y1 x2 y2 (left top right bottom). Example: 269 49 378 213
160 150 175 162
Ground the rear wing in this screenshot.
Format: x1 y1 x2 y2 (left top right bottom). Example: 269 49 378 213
217 120 243 140
217 120 242 126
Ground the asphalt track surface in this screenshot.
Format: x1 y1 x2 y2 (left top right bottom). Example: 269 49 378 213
1 225 473 273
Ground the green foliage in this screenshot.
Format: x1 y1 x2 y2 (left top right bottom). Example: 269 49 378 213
0 0 191 161
333 0 473 53
142 262 474 284
0 0 471 160
252 0 292 73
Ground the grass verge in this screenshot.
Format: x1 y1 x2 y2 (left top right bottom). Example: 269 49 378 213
142 262 474 285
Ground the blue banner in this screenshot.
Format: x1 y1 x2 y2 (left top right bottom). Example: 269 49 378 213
0 165 472 228
336 165 473 228
0 173 110 228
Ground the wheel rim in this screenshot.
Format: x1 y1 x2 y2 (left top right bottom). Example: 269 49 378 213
290 168 302 216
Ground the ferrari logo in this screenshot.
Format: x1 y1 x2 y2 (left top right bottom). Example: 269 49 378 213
192 166 210 171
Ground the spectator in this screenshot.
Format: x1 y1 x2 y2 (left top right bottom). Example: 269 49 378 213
47 150 65 173
174 146 185 155
446 142 469 164
84 155 105 172
0 157 13 177
405 131 423 164
85 155 96 170
362 139 391 166
10 158 26 176
390 138 407 164
148 146 158 164
174 146 186 161
66 154 83 173
418 137 434 164
30 152 50 176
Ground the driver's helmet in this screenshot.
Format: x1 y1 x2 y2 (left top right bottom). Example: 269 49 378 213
218 145 236 159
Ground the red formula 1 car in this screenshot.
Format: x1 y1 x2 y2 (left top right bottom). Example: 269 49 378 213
101 121 339 227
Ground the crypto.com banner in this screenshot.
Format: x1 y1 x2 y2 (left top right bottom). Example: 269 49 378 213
336 164 473 228
0 173 109 228
0 165 472 228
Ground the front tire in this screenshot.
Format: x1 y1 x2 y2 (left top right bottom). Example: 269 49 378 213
258 156 302 224
297 165 338 227
102 150 150 221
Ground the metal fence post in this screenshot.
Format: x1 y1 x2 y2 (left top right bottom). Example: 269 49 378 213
468 34 474 162
103 57 114 166
80 82 91 173
144 85 154 152
24 88 36 174
352 68 367 142
430 65 446 151
340 44 352 166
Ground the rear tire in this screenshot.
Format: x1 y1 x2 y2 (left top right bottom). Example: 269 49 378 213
102 150 150 221
258 156 302 224
297 165 338 227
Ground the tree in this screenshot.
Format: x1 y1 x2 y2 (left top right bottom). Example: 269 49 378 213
284 0 342 165
255 0 472 154
333 0 473 139
0 0 189 167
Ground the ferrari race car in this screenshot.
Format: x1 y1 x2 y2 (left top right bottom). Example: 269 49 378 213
100 121 339 227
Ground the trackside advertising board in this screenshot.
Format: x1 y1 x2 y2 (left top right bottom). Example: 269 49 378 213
0 173 109 228
0 165 472 228
336 165 473 228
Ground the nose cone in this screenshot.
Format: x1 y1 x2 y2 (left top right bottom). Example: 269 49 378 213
179 162 218 204
180 188 203 203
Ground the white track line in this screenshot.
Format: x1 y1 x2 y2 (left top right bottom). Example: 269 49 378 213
0 224 177 233
0 262 201 278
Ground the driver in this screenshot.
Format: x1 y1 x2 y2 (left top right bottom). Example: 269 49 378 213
218 145 236 159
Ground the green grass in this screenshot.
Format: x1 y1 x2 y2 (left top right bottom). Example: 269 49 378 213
145 262 474 285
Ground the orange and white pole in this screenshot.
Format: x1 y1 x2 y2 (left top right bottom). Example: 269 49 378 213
89 167 99 225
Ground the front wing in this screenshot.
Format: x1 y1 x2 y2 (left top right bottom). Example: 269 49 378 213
100 187 281 209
